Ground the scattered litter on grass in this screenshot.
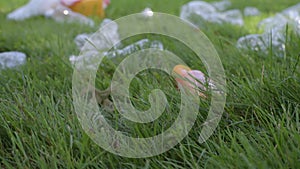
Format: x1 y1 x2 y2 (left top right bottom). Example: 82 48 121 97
0 51 26 70
73 19 119 50
244 7 261 16
103 39 164 59
211 0 231 11
237 3 300 57
180 0 244 27
70 19 164 69
70 19 119 68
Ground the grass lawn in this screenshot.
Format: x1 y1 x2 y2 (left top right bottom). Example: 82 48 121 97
1 0 300 168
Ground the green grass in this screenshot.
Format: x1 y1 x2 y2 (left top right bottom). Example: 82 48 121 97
1 0 300 168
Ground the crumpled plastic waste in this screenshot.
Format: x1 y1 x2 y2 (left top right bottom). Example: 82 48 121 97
103 39 164 59
0 52 26 70
70 18 164 69
244 7 261 16
180 0 244 27
73 19 119 50
236 33 286 57
237 3 300 57
69 19 119 67
211 0 231 11
7 0 109 26
141 8 154 18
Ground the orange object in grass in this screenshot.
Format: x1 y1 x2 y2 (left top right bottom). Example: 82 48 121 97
173 64 207 98
69 0 104 18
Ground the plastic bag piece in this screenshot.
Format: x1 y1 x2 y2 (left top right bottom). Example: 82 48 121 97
104 39 164 59
236 31 286 57
0 52 26 70
70 19 120 68
211 0 231 11
259 3 300 35
73 19 119 51
180 1 243 27
281 3 300 35
244 7 261 16
237 3 300 57
180 1 217 22
7 0 60 21
236 34 268 53
258 14 290 33
219 9 244 26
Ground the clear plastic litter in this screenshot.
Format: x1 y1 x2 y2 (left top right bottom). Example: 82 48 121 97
141 8 154 18
244 7 261 16
211 0 231 11
70 19 120 67
236 33 286 57
237 3 300 57
70 18 164 70
180 0 244 27
7 0 60 21
73 19 119 51
0 51 26 70
103 39 164 59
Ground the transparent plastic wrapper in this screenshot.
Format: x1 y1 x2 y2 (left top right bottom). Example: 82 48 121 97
237 30 286 57
7 0 60 21
0 52 26 70
237 3 300 57
259 3 300 34
70 19 119 67
103 39 164 59
219 9 244 26
73 19 119 51
180 1 243 27
211 0 231 11
180 1 217 21
258 14 290 33
70 38 164 68
244 7 261 16
70 18 164 69
237 34 267 53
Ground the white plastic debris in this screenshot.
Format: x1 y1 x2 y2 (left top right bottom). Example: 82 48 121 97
70 19 120 67
237 26 287 57
180 1 244 27
0 52 26 69
70 18 165 70
211 0 231 11
180 1 217 22
219 9 244 26
244 7 261 16
141 8 154 18
258 14 290 33
7 0 60 21
7 0 94 26
237 3 300 57
103 39 164 59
